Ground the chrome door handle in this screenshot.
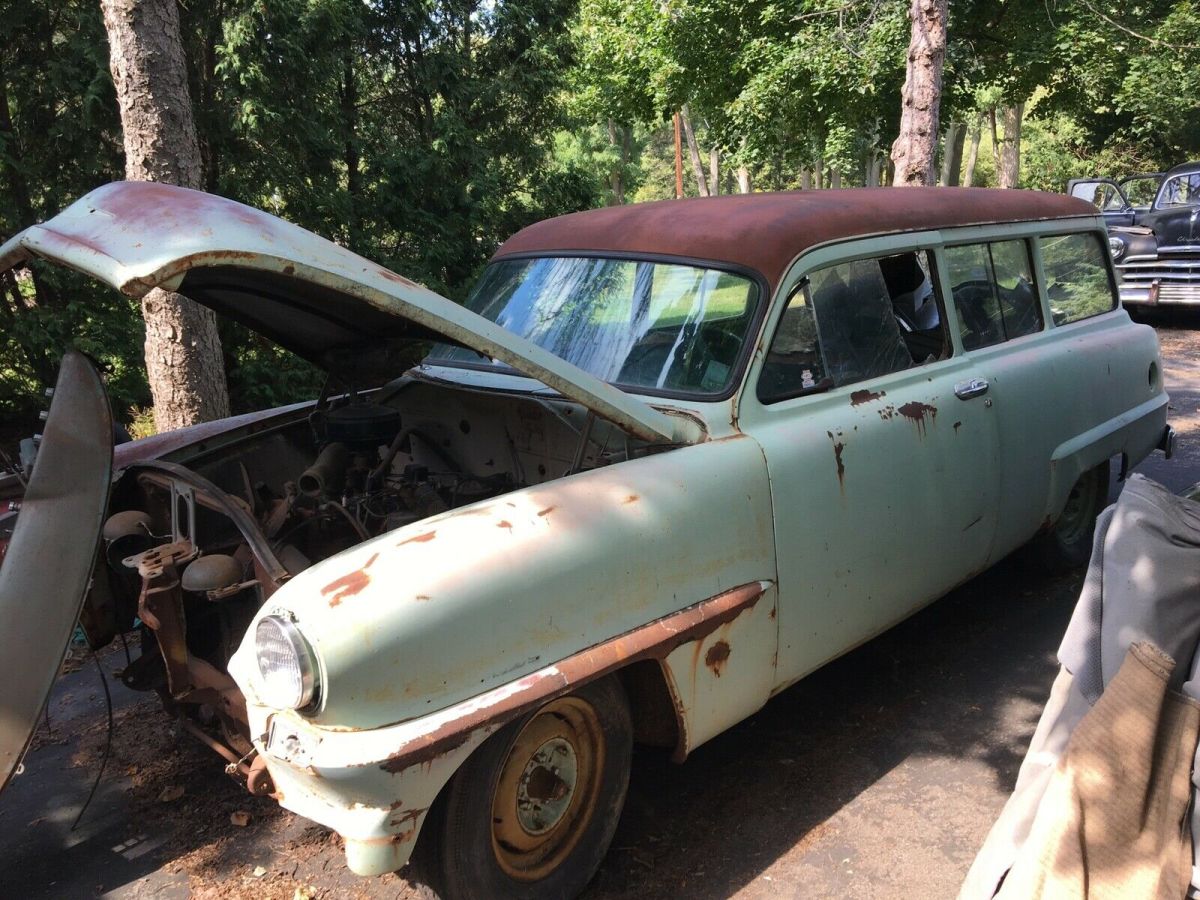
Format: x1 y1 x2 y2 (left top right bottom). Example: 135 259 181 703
954 378 989 400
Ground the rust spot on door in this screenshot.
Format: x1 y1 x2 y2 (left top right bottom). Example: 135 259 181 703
623 494 639 504
397 530 437 547
537 506 556 517
897 401 937 436
953 420 962 433
850 389 885 406
827 431 846 488
878 405 895 420
497 519 513 531
705 640 731 676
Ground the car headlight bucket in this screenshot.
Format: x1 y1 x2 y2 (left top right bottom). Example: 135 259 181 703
1108 236 1127 260
255 615 319 710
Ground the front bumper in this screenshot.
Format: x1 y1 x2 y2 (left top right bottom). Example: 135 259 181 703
1118 256 1200 305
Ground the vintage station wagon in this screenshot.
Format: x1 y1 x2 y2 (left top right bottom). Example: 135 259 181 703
0 183 1173 899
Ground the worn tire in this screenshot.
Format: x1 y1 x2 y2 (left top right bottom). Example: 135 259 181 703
416 676 632 900
1027 460 1110 573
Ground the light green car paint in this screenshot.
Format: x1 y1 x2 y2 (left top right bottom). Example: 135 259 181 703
230 215 1167 877
0 183 1167 878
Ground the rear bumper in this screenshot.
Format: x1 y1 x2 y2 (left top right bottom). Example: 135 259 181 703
1159 424 1176 460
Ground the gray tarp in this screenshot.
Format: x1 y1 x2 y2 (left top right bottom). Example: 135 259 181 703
961 475 1200 899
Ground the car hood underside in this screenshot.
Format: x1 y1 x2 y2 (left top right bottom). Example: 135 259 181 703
0 182 699 446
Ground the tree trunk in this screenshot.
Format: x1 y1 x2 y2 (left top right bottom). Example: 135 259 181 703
890 0 948 186
708 146 720 196
866 153 882 186
997 103 1024 189
737 166 751 193
673 112 683 199
800 169 812 191
939 121 965 186
963 118 982 186
607 119 625 205
342 50 362 247
679 104 709 197
830 169 842 188
102 0 230 431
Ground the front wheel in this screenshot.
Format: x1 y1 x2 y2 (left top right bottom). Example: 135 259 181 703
417 676 632 900
1027 460 1110 572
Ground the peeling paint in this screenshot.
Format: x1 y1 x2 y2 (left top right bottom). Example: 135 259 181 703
897 401 938 436
827 431 846 488
396 530 437 547
705 640 731 676
850 389 885 406
323 552 379 607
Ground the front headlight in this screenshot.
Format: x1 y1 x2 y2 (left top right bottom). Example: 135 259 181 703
1108 235 1127 260
255 615 319 710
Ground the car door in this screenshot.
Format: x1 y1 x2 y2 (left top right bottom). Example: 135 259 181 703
738 235 1001 688
1066 178 1135 227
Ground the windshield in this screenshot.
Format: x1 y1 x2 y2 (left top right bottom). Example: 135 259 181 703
1158 173 1200 208
428 257 758 396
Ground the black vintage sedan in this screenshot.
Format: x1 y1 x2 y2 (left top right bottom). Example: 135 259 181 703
1069 162 1200 308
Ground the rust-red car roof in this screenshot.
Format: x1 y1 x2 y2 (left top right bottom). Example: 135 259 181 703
494 187 1098 292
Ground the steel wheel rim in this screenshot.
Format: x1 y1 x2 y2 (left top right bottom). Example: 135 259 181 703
490 696 605 881
1056 473 1100 545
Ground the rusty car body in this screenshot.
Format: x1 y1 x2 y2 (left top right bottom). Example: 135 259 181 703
0 182 1174 899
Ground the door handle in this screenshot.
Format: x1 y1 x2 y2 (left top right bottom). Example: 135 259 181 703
954 377 989 400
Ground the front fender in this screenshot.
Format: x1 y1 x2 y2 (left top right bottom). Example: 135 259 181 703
232 434 777 731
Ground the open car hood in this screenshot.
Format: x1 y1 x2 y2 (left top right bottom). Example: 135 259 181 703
0 351 113 790
0 182 698 445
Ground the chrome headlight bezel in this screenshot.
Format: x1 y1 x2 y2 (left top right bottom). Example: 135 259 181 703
1108 235 1127 260
254 614 320 712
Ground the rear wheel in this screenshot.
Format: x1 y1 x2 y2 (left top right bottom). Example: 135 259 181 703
1027 460 1110 572
417 677 632 900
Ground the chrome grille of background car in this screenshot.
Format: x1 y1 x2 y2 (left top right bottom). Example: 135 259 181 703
1116 256 1200 305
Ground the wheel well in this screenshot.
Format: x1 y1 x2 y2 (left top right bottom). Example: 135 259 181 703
616 660 681 751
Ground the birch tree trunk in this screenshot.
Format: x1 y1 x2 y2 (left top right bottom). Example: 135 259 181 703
679 105 710 197
997 103 1024 189
963 118 982 186
890 0 948 186
737 166 751 193
101 0 230 431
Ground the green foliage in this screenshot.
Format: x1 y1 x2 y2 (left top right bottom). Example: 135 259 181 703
1 0 600 435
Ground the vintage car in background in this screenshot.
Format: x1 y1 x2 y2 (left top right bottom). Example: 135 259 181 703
0 183 1174 900
1069 162 1200 307
1067 172 1164 227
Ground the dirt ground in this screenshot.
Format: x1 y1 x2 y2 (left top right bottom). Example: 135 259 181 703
2 314 1198 900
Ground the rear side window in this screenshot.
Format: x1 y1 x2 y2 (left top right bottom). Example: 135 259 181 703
944 240 1042 350
758 250 947 403
1039 233 1117 324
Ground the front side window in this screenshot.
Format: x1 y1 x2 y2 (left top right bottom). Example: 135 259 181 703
758 250 947 404
427 257 757 396
1039 233 1117 324
1158 173 1200 208
944 240 1042 350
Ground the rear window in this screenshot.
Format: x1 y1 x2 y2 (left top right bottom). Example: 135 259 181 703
1038 233 1117 325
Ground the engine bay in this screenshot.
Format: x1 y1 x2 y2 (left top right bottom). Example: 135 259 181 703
78 374 671 790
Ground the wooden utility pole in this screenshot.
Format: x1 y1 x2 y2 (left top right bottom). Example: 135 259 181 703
673 112 683 199
101 0 231 430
